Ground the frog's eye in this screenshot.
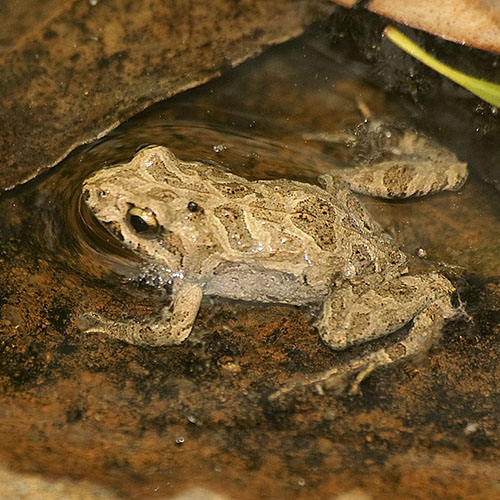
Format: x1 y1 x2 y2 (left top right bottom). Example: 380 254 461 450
127 206 160 236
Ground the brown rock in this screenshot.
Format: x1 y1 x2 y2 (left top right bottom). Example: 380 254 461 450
0 0 318 191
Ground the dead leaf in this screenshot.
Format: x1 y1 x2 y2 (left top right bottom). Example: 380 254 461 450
330 0 500 53
369 0 500 53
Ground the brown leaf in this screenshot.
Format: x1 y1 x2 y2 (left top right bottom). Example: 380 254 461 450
369 0 500 53
0 0 317 191
330 0 500 53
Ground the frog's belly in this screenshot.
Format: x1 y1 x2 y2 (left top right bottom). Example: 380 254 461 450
201 262 326 306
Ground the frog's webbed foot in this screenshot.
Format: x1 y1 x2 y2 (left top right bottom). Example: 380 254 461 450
269 273 456 401
80 284 203 346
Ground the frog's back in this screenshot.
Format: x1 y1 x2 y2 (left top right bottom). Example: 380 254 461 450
117 147 407 286
190 165 407 284
255 177 407 279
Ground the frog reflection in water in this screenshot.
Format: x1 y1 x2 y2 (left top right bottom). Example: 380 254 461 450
82 134 467 397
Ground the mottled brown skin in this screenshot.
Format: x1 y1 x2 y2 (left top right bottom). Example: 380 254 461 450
81 146 459 395
329 130 468 199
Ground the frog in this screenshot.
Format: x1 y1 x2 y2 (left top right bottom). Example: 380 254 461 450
81 139 467 397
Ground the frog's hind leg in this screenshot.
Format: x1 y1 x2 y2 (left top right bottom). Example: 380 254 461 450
80 284 203 347
269 273 456 401
318 131 468 199
320 159 467 199
320 273 455 351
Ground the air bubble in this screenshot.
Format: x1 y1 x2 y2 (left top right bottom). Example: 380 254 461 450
213 144 226 153
416 247 427 258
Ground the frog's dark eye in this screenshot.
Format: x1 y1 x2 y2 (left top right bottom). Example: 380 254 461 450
127 206 160 236
187 201 199 212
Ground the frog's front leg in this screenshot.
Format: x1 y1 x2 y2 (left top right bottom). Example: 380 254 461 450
269 273 455 400
81 284 203 346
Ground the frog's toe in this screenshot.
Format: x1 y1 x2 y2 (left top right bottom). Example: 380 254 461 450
77 311 109 334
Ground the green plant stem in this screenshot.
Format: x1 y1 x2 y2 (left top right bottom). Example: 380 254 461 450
384 25 500 107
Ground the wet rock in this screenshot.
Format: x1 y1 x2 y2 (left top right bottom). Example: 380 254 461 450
0 0 321 191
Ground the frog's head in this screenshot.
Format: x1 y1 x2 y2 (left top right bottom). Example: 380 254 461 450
82 146 215 276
